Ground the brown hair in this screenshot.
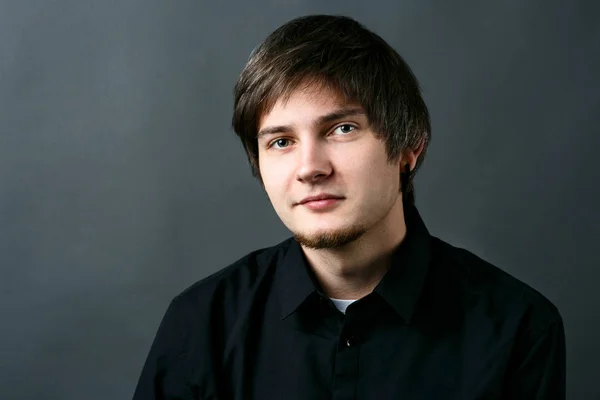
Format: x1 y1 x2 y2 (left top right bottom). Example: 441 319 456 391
232 15 431 206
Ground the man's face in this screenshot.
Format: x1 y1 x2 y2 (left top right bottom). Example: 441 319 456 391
257 83 404 250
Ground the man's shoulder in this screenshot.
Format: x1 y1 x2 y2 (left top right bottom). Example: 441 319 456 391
431 236 562 330
168 237 293 311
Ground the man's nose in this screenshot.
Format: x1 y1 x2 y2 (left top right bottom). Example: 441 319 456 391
295 141 333 183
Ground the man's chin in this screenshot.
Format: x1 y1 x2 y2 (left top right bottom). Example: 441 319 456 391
292 226 366 250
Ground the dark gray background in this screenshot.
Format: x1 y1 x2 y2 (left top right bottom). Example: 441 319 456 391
1 1 598 399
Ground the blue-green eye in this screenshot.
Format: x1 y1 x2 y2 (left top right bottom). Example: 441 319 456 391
269 138 291 149
334 124 356 134
268 124 356 150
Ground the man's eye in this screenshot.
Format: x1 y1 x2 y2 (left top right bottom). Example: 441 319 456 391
334 124 356 134
269 138 291 149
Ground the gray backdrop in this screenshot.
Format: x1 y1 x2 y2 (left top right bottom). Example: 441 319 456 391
1 1 598 399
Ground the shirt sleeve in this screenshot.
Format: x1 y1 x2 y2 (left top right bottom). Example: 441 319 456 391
502 315 566 399
131 298 194 400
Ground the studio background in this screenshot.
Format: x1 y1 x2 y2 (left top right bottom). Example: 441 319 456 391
0 1 598 399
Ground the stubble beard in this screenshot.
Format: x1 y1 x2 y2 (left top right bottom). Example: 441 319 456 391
293 223 368 250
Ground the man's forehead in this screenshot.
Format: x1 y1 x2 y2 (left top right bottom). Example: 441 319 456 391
280 81 352 108
258 84 364 128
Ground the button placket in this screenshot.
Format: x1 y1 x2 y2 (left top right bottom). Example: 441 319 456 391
345 336 355 347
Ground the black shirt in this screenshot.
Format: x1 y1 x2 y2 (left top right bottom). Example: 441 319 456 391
132 205 565 399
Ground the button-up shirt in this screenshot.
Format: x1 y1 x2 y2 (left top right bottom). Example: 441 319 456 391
133 205 565 399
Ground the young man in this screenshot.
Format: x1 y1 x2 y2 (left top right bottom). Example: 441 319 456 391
133 15 565 400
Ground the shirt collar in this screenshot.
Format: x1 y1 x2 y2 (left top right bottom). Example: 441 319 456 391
373 204 432 324
275 204 432 323
275 234 321 320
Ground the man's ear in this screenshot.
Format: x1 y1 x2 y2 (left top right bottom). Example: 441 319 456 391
400 137 426 171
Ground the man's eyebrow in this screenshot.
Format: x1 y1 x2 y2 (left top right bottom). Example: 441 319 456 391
257 107 366 139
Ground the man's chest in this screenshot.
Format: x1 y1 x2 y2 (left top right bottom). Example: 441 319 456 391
220 315 513 400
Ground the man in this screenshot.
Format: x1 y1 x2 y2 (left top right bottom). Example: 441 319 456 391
133 15 565 399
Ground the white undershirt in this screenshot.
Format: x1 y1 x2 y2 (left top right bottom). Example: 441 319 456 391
329 297 358 314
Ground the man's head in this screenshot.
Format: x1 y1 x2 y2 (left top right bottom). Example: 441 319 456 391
232 15 431 249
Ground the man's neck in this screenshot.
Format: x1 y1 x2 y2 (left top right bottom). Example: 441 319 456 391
301 201 408 300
